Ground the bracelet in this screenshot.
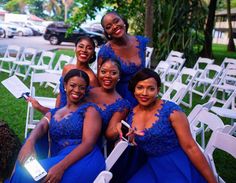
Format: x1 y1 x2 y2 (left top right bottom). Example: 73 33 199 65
43 116 50 124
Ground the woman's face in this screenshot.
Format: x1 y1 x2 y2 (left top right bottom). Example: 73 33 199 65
98 60 120 90
102 13 126 39
134 78 159 107
65 76 87 103
75 39 94 63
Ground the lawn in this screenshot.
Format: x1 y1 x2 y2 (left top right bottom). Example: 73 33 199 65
0 45 235 182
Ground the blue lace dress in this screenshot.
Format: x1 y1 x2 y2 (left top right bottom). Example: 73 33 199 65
10 103 105 183
98 36 149 107
127 100 207 183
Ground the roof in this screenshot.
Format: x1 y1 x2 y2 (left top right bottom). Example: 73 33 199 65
29 14 44 22
216 8 236 16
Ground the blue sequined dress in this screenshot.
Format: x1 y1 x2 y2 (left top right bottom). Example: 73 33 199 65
10 103 105 183
98 36 149 107
127 100 207 183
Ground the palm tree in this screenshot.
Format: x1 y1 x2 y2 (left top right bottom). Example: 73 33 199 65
144 0 154 46
226 0 235 51
62 0 74 21
44 0 61 17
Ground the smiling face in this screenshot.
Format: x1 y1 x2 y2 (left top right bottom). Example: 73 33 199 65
98 60 120 90
65 76 87 104
102 13 126 39
134 78 160 107
75 38 95 64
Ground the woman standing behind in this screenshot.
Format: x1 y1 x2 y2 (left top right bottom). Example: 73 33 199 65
28 36 99 114
10 69 105 183
121 68 216 183
98 11 149 107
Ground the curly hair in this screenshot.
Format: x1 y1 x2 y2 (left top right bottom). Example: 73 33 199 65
0 121 21 180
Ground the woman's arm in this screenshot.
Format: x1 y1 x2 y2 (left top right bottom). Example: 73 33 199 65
27 97 50 115
18 113 50 164
44 107 102 183
105 109 129 140
170 111 217 183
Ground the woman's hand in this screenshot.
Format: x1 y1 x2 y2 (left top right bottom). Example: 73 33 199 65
27 96 41 110
43 163 65 183
17 140 36 164
127 128 144 145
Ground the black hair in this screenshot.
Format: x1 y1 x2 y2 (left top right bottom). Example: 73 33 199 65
101 11 129 40
100 57 121 73
75 36 96 64
64 69 90 88
128 68 161 94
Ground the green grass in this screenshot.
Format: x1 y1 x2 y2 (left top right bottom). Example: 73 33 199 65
0 47 236 182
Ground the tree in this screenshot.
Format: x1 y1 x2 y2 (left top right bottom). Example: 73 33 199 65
144 0 154 46
62 0 74 21
201 0 217 58
226 0 235 51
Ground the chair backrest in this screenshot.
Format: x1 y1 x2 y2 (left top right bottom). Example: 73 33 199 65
105 140 128 171
221 57 236 69
36 51 56 69
204 130 236 182
154 61 170 82
193 57 214 71
19 47 37 64
3 45 21 60
161 81 186 104
53 54 73 71
145 47 154 68
175 67 198 87
166 56 186 71
166 50 184 60
191 110 225 131
222 89 236 109
198 64 222 82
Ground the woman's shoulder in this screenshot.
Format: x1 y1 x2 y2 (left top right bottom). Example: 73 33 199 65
162 100 183 113
62 64 76 76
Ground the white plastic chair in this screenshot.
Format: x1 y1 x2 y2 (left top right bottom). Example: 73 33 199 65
220 57 236 69
192 64 223 99
89 47 100 75
164 67 198 107
166 50 184 60
10 47 37 80
190 109 225 149
145 47 154 68
192 57 214 78
93 140 129 183
0 45 21 75
204 130 236 183
25 72 60 137
29 51 56 74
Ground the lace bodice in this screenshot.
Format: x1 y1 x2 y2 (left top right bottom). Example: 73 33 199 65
49 103 100 155
127 100 183 156
98 98 131 130
98 36 149 107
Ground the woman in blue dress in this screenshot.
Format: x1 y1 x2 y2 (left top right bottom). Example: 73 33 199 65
118 68 216 183
27 36 99 113
98 11 149 107
10 69 105 183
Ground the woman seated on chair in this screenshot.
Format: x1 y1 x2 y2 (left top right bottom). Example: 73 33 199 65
117 68 216 183
10 69 105 183
87 58 130 152
27 36 99 114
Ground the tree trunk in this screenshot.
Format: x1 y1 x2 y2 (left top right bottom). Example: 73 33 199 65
144 0 154 46
201 0 217 58
227 0 235 51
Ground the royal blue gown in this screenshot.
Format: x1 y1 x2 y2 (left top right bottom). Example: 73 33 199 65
98 36 149 107
10 103 105 183
127 100 207 183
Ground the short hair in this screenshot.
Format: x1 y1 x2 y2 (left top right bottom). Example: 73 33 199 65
101 11 129 40
64 69 90 88
100 57 121 73
128 68 161 94
75 36 96 64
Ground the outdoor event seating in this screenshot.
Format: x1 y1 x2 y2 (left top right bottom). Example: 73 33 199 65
0 45 21 75
145 46 154 68
25 72 60 137
10 47 37 80
204 130 236 183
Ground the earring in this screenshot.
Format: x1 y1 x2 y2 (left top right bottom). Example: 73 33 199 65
64 88 66 92
108 34 111 39
118 78 120 82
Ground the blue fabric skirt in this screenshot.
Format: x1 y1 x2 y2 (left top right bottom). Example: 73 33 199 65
128 148 207 183
9 145 105 183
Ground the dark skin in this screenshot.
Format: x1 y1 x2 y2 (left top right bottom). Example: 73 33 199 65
98 13 142 70
117 77 217 183
17 76 102 183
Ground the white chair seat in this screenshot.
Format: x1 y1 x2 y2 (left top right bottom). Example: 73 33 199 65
34 97 56 108
45 69 62 75
13 61 31 66
211 107 236 121
30 65 49 70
